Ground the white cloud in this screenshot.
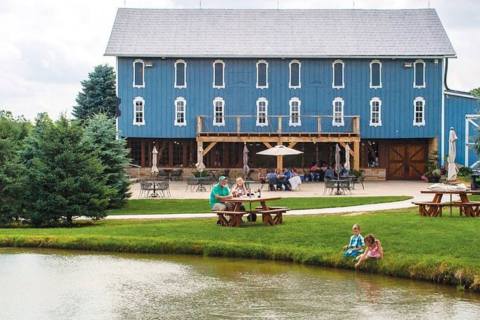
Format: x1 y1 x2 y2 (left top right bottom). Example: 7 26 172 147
0 0 479 119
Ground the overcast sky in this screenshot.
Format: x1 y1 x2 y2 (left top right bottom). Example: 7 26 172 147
1 0 479 119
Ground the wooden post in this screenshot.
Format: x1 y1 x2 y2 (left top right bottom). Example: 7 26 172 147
277 155 283 172
197 140 203 166
353 140 360 170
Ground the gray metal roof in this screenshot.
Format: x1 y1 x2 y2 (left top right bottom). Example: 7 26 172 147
105 8 456 58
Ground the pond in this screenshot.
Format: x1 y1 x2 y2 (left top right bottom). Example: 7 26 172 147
0 248 479 319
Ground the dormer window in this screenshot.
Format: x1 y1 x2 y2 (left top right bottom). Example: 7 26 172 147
133 59 145 88
256 60 268 89
332 60 344 89
370 60 382 89
175 60 187 88
213 60 225 88
414 59 426 88
289 60 301 88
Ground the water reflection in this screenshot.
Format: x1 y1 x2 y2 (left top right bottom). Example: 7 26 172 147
0 248 478 320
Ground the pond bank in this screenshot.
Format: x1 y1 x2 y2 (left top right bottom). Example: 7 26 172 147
1 209 479 293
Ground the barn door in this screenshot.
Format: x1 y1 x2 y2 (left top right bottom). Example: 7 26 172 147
387 142 426 180
465 115 480 167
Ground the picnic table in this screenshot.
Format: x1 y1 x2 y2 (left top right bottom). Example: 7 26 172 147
413 190 480 217
214 196 287 227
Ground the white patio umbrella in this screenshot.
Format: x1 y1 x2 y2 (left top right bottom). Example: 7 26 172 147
151 146 159 174
344 143 351 171
334 143 341 176
242 143 250 176
257 144 303 171
195 145 206 172
447 127 458 182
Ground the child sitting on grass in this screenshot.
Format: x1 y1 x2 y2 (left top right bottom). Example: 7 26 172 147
355 234 383 269
343 224 364 258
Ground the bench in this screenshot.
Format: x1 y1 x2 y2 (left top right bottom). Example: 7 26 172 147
412 201 480 217
213 211 246 227
256 207 288 225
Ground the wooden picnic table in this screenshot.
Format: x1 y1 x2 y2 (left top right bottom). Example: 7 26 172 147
215 196 286 227
414 190 480 217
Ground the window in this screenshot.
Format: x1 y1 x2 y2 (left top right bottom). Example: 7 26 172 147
369 97 382 127
213 97 225 126
332 97 344 126
174 97 186 126
175 60 187 88
256 60 268 88
213 60 225 88
414 59 426 88
133 59 145 88
133 97 145 125
413 97 425 126
332 59 344 89
289 60 301 88
370 60 382 88
289 97 301 126
256 98 268 127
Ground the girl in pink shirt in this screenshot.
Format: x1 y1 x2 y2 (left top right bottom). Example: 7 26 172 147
355 234 383 269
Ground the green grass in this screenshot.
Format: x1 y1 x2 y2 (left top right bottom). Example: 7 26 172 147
107 196 411 215
1 208 480 292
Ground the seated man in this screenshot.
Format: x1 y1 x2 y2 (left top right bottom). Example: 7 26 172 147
209 176 233 211
266 170 277 191
324 166 336 180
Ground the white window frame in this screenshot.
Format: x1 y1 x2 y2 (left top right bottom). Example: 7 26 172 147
413 97 426 126
332 97 344 127
256 60 269 89
256 97 269 127
212 97 225 126
133 59 145 88
289 97 301 127
289 59 301 89
369 97 382 127
413 59 426 89
133 96 145 126
212 59 225 89
369 60 382 89
332 59 345 89
174 59 187 89
174 97 187 127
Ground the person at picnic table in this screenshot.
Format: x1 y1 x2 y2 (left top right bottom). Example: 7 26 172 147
266 170 277 191
343 224 364 258
232 177 249 197
355 234 384 269
209 176 233 211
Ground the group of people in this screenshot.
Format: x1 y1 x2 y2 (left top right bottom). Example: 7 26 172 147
343 224 383 268
305 161 350 182
260 168 299 191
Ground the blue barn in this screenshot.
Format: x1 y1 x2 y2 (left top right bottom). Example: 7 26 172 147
105 8 480 180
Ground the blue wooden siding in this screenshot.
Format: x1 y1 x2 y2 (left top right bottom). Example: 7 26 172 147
117 58 443 139
444 94 480 166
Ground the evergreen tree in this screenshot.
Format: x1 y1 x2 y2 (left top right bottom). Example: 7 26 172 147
83 113 130 208
471 87 480 98
72 64 117 120
22 115 114 226
0 111 30 224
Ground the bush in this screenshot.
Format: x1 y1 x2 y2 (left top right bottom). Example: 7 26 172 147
458 166 473 177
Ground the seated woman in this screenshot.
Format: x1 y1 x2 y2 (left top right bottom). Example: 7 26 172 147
232 177 249 197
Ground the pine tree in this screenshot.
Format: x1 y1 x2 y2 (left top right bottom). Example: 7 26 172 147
471 87 480 98
83 113 130 208
0 111 30 224
72 64 117 120
22 115 115 226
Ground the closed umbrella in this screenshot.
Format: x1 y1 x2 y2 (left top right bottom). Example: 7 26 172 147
195 145 205 173
447 127 458 182
151 146 159 174
344 144 351 171
257 144 303 171
334 143 341 177
243 143 250 176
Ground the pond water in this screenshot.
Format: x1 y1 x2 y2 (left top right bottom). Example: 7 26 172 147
0 249 479 320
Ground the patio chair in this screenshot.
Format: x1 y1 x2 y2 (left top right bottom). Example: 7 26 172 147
185 177 199 191
324 179 336 194
156 181 171 197
339 180 352 194
158 169 169 180
170 169 183 181
139 181 153 198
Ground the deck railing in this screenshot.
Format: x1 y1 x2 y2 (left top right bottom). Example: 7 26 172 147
196 115 360 135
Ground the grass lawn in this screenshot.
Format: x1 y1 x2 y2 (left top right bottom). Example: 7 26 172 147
107 196 411 215
1 208 479 291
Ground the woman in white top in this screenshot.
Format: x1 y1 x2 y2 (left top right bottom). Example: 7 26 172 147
232 177 249 197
